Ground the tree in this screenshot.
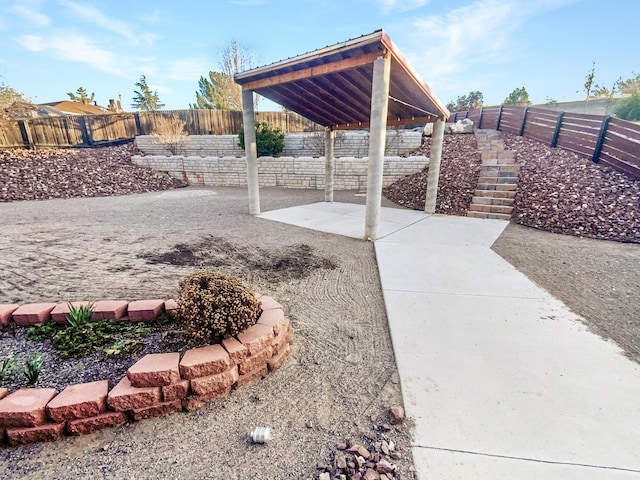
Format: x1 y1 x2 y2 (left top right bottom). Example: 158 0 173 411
580 61 596 101
503 87 531 106
613 72 640 121
68 87 95 104
131 75 164 111
190 72 237 110
190 40 258 110
1 82 31 120
445 91 483 111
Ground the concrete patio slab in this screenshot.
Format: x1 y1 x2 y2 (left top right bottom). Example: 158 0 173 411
258 203 640 479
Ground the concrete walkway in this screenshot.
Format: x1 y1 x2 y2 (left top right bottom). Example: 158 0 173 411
259 202 640 479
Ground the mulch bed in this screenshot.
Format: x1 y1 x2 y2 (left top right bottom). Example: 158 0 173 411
0 142 183 202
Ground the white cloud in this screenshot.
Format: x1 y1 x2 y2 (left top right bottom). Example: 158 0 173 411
9 4 50 27
407 0 577 93
379 0 430 14
18 33 127 77
58 0 157 45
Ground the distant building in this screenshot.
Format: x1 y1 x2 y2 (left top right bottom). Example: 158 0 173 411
39 100 107 115
4 100 108 120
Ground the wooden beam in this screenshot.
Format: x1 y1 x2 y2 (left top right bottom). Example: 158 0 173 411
331 115 435 131
242 51 381 91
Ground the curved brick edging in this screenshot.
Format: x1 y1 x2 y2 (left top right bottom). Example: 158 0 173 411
0 293 292 446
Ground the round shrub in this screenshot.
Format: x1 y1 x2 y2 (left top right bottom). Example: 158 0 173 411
175 270 261 346
238 121 285 157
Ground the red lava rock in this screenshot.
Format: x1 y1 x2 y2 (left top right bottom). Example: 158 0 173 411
46 380 108 422
127 352 180 387
388 406 405 425
0 143 184 203
376 459 395 474
0 388 58 427
67 411 128 435
180 344 232 379
363 468 381 480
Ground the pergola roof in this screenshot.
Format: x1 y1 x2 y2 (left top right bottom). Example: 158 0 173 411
234 29 449 130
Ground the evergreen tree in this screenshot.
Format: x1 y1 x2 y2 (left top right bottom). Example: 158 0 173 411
67 87 95 104
131 75 164 111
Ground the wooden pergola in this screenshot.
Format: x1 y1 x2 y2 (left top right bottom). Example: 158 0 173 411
234 29 449 240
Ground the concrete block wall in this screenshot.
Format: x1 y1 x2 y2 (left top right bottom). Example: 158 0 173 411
0 294 291 446
135 130 422 158
132 155 429 191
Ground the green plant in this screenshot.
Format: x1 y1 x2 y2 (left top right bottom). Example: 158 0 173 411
66 302 94 328
238 121 285 157
51 320 119 359
176 270 261 346
614 94 640 121
24 354 44 386
27 320 61 341
0 356 15 383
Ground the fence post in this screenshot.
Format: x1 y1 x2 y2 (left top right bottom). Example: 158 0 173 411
17 120 33 149
78 116 92 146
592 116 611 164
519 107 529 136
551 112 564 148
134 113 143 136
496 105 503 130
477 107 484 129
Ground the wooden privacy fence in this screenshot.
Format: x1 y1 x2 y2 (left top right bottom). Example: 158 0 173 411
449 106 640 179
0 109 320 149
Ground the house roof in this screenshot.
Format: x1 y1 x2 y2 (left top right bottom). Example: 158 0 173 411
234 29 449 130
41 101 106 115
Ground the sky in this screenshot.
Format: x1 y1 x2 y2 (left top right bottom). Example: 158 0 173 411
0 0 637 112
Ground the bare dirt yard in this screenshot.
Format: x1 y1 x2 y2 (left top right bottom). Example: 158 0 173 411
0 187 414 479
1 136 639 478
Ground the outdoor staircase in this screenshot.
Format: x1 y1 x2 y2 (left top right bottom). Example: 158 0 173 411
468 130 519 220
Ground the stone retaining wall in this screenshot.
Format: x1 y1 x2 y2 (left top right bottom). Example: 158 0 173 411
0 294 291 446
135 130 422 158
132 155 428 190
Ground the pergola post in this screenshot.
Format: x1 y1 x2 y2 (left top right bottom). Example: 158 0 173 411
324 129 335 202
241 88 260 215
364 53 391 241
424 118 445 214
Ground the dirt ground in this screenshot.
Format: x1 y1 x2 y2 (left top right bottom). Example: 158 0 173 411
1 186 639 479
493 222 640 364
0 187 412 479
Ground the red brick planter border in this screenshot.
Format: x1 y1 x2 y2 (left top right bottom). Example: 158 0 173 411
0 293 293 446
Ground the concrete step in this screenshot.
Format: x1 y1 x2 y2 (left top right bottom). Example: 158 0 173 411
468 204 514 214
478 176 518 185
473 190 516 199
471 196 515 206
467 211 512 220
476 183 517 191
480 165 520 175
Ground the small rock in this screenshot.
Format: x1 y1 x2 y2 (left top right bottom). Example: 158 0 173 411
380 423 391 431
380 440 389 455
390 452 402 460
337 442 348 451
376 459 395 474
336 455 347 470
363 468 381 480
388 406 405 425
306 420 313 428
319 473 330 480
